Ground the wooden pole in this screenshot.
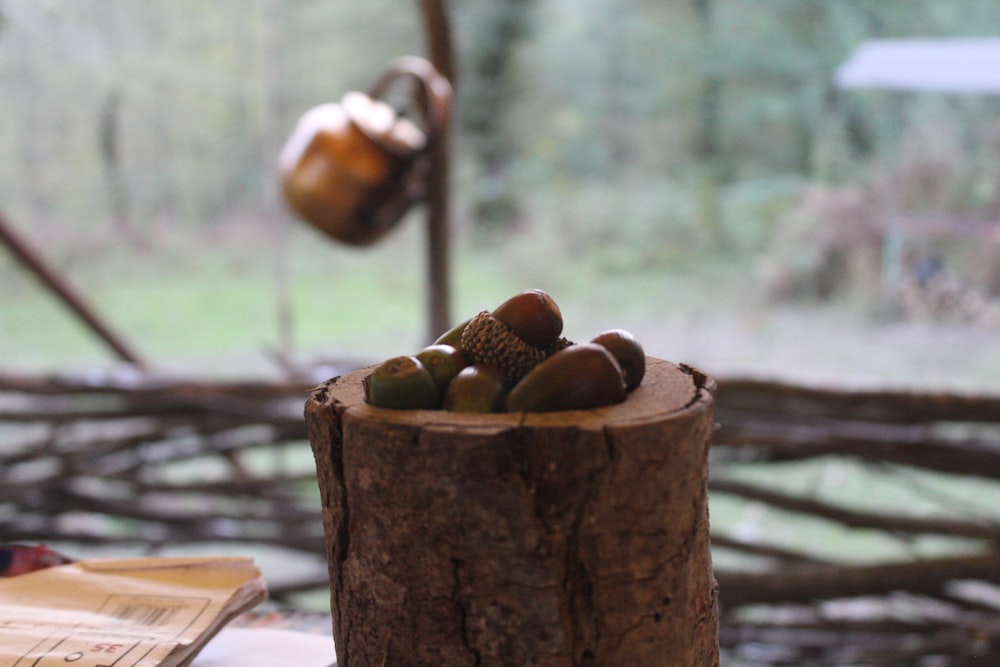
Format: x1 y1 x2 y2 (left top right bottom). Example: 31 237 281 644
420 0 454 342
306 358 720 666
0 209 144 366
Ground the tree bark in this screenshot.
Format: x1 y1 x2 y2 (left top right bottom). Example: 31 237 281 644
305 358 720 666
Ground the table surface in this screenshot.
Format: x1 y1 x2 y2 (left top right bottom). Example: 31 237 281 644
231 608 333 635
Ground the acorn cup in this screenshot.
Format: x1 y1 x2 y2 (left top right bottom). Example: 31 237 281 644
279 56 452 247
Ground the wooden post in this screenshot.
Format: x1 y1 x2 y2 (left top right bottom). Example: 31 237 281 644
0 209 144 367
420 0 455 342
306 358 720 666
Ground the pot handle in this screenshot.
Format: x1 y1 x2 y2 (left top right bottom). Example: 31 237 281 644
366 56 452 155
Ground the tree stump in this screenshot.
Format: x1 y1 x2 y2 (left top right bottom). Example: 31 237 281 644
305 357 720 666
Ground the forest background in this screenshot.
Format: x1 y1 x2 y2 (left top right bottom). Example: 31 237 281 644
2 0 1000 390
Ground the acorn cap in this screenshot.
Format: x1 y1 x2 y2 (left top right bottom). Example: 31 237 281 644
460 310 546 385
544 336 576 357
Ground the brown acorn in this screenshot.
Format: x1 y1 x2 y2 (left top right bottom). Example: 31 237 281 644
492 289 563 349
460 290 564 384
443 365 508 413
506 343 626 413
590 329 646 392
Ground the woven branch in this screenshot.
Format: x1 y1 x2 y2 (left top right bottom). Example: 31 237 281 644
710 476 1000 540
716 553 1000 607
717 377 1000 424
713 418 1000 479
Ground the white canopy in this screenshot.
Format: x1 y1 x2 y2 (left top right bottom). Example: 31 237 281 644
835 38 1000 94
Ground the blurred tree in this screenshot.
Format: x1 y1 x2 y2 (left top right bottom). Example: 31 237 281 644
2 0 1000 254
99 87 133 242
690 0 725 248
459 0 535 235
691 0 720 166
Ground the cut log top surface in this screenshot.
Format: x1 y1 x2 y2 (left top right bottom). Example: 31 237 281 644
308 357 715 432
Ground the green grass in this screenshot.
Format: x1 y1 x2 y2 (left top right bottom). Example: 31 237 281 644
3 169 1000 393
0 204 756 375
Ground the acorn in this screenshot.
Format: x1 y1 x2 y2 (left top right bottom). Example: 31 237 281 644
492 289 563 349
364 355 441 410
443 365 508 413
432 316 473 348
461 290 564 384
415 344 468 396
506 343 627 413
590 329 646 392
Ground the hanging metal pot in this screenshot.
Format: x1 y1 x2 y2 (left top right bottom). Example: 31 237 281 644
279 56 451 247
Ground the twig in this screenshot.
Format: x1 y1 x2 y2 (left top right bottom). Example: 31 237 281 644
710 476 1000 540
716 553 1000 607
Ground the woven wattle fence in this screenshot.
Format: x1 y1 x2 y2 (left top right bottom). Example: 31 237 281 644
0 370 329 597
710 379 1000 665
2 369 999 664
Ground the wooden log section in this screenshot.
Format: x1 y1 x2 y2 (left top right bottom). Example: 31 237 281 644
305 358 720 667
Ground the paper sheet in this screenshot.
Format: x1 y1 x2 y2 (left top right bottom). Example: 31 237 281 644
0 557 267 667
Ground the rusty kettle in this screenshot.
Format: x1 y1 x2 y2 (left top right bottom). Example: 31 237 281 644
279 56 451 246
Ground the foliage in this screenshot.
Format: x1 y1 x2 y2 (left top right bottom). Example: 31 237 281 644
3 1 1000 236
3 0 1000 373
456 0 537 233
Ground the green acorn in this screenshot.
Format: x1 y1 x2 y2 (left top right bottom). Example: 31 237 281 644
415 344 468 395
432 316 473 348
443 365 508 413
364 355 441 410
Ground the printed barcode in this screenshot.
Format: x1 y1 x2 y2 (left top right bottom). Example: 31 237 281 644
110 602 182 626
